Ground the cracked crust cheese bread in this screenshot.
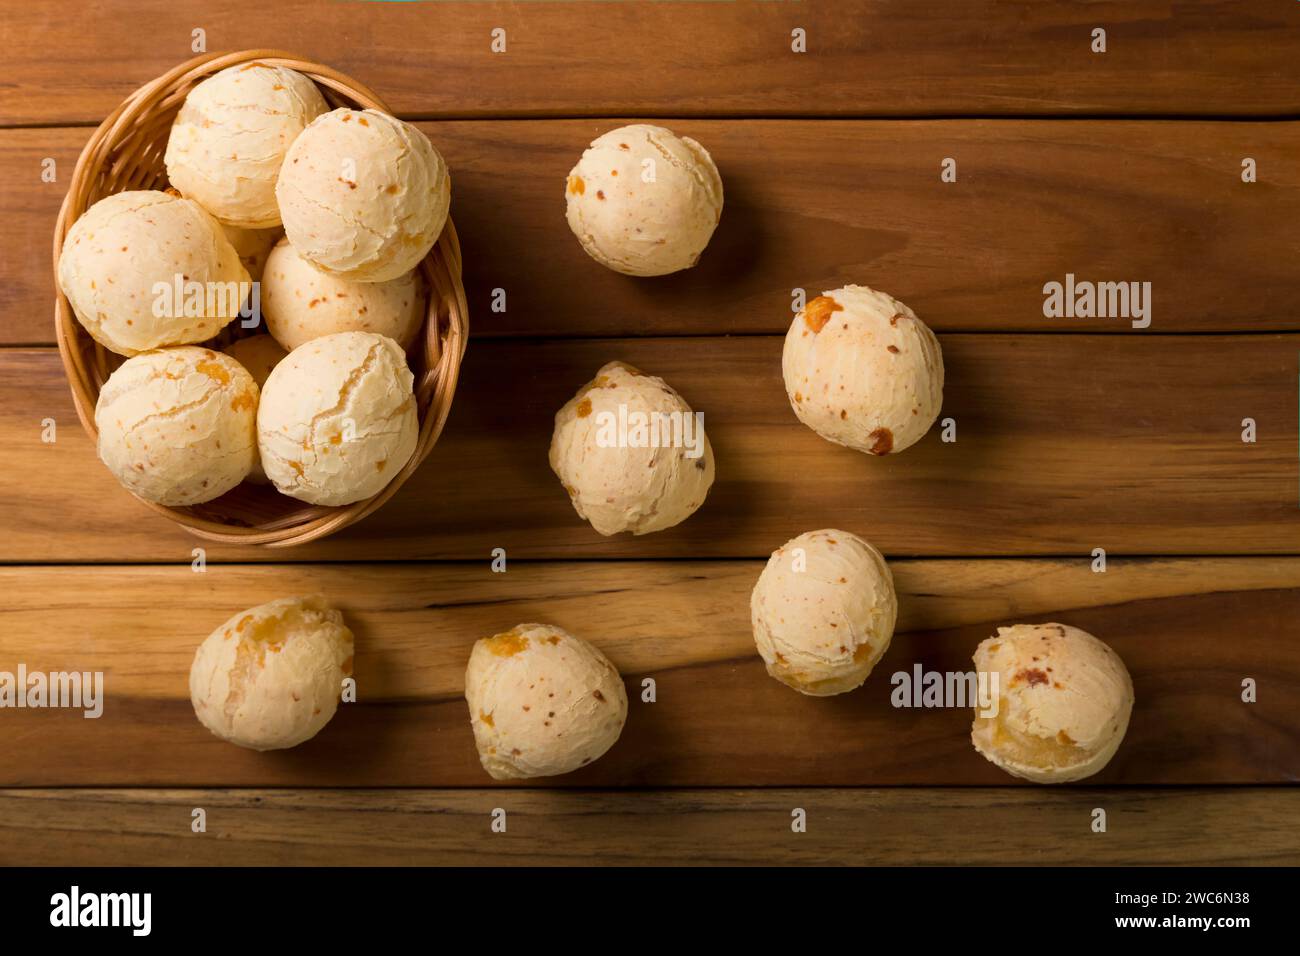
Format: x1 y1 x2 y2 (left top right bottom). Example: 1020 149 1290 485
257 331 417 505
57 190 250 355
276 108 450 282
94 347 258 505
782 284 944 456
465 623 628 779
750 529 897 696
549 361 715 535
971 622 1134 783
190 595 353 751
261 237 425 351
564 123 723 276
164 62 328 229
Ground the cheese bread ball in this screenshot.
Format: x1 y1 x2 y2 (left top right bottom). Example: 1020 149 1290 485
465 623 628 780
549 361 714 536
783 284 944 455
57 190 250 355
261 238 425 350
225 333 287 388
164 63 327 228
224 334 288 484
95 347 258 505
972 623 1134 784
276 108 450 282
221 223 282 284
751 529 897 696
257 331 418 506
565 124 723 276
190 595 354 751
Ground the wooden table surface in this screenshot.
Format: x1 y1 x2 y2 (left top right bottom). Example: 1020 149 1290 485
1 0 1297 866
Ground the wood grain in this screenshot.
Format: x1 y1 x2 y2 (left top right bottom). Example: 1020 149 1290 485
0 559 1294 787
1 335 1296 562
0 787 1294 866
5 0 1295 870
3 1 1299 127
8 120 1300 345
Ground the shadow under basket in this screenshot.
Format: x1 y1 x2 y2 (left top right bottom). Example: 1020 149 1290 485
52 49 469 548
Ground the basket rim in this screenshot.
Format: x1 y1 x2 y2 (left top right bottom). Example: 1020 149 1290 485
52 49 469 548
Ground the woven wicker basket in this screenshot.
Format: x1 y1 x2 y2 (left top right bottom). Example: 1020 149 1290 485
52 50 468 547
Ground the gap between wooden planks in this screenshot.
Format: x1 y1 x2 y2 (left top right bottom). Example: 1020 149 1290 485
3 0 1299 126
5 120 1299 344
0 788 1294 866
4 0 1297 871
0 334 1295 562
0 559 1294 787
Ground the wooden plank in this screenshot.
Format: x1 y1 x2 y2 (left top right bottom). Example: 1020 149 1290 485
1 787 1294 866
8 119 1300 345
0 559 1294 787
3 1 1299 127
0 335 1295 562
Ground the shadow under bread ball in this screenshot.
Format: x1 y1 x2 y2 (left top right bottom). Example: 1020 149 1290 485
190 596 353 751
751 529 897 696
95 347 258 505
57 190 249 355
465 623 628 780
972 623 1134 783
783 284 944 455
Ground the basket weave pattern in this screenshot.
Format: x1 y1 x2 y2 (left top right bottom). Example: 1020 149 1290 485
52 50 468 547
